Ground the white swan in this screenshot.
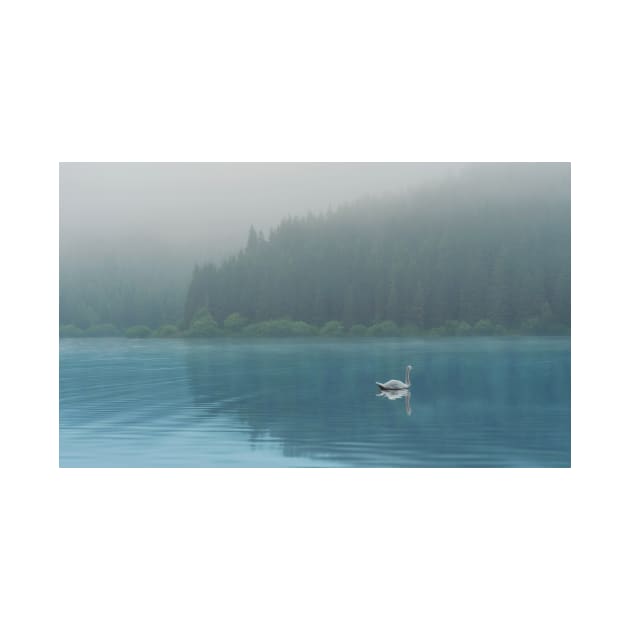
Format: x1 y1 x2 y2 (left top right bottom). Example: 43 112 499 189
376 365 412 390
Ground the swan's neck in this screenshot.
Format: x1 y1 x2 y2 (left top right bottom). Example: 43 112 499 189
405 367 411 386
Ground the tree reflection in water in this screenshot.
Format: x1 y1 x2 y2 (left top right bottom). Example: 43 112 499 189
183 338 571 467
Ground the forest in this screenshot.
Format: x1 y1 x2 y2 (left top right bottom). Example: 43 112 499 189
60 165 570 338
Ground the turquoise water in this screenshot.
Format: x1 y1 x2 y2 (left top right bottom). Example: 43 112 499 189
59 337 570 467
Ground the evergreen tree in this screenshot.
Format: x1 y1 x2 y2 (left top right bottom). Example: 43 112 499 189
183 173 570 333
62 165 570 335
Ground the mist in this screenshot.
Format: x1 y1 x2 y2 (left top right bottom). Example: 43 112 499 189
60 162 464 266
59 162 569 331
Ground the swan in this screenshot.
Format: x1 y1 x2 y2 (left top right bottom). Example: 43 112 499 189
376 365 412 391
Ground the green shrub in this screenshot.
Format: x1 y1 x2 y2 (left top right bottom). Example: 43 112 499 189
319 320 344 336
427 320 471 336
241 322 265 336
290 321 318 336
186 307 222 337
125 325 152 338
367 320 400 337
60 324 84 338
155 324 178 338
223 312 249 333
241 318 317 337
442 320 461 336
84 323 120 337
473 319 495 335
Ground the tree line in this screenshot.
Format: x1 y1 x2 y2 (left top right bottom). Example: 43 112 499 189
59 257 186 330
182 168 570 335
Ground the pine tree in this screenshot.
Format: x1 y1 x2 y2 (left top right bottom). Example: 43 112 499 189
411 282 425 329
246 226 258 252
385 280 399 323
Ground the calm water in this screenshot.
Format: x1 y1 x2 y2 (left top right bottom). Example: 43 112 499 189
59 337 570 467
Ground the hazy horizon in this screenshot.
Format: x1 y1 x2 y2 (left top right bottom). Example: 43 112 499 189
59 162 570 332
60 162 466 268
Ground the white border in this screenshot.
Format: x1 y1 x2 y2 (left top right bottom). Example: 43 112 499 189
3 1 630 629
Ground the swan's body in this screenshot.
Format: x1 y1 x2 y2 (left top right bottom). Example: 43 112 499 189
376 365 412 391
376 379 408 390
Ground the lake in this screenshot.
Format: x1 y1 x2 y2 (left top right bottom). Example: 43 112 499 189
59 337 570 467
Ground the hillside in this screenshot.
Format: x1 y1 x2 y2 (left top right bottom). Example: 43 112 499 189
183 164 570 335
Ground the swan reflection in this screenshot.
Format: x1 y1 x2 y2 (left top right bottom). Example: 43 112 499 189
377 388 412 416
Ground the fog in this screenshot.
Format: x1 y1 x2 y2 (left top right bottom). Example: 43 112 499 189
60 162 463 266
59 162 569 330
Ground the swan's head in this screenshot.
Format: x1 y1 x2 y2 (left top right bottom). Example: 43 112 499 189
407 365 413 370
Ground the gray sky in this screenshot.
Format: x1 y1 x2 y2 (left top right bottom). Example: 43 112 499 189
60 163 462 266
